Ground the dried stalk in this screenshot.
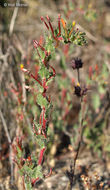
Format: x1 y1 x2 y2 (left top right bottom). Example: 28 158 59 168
9 0 20 36
0 109 14 184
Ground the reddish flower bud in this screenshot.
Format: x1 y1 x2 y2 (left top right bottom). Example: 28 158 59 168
89 66 93 79
95 64 99 75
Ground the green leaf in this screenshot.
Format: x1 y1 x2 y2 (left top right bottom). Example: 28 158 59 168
58 49 66 69
105 145 110 152
46 77 54 85
99 85 105 94
32 165 43 179
34 122 41 131
37 47 45 60
19 168 24 176
45 36 55 59
32 105 38 116
23 165 33 176
102 63 109 78
25 179 32 190
38 64 50 78
16 147 22 158
84 127 90 137
36 135 47 149
92 93 100 111
37 93 49 109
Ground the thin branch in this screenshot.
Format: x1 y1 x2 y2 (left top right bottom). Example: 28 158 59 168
9 0 20 36
20 70 27 104
0 109 11 144
77 68 80 83
76 24 98 43
0 109 14 184
0 184 4 190
66 97 86 190
0 46 14 85
105 60 110 73
72 100 85 189
73 100 84 173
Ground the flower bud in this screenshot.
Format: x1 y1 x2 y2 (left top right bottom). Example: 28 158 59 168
71 58 83 70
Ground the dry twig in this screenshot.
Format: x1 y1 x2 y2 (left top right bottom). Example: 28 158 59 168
0 109 14 184
76 24 98 43
9 0 20 36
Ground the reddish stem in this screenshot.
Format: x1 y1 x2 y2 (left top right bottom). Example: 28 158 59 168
30 73 42 86
22 68 42 86
41 16 49 30
31 177 39 186
44 168 52 178
33 123 38 136
39 112 42 125
46 16 57 41
34 40 48 56
38 148 46 165
42 78 48 90
42 107 47 130
39 108 47 131
61 88 67 105
47 65 56 82
16 137 22 151
42 88 47 97
36 46 42 59
35 65 39 79
57 14 61 37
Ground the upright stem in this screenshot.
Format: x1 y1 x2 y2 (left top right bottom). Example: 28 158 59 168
68 98 85 190
73 99 84 173
77 68 80 83
72 69 83 181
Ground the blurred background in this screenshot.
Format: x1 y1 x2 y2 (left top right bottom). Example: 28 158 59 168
0 0 110 189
